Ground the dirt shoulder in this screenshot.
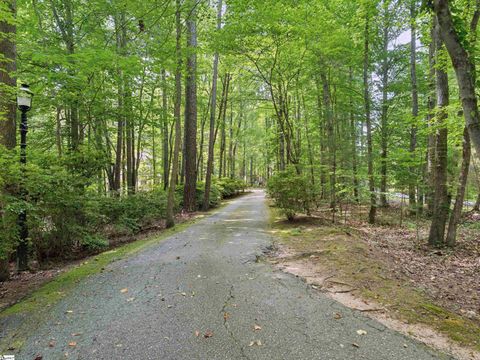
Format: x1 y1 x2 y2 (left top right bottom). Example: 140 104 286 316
266 205 480 360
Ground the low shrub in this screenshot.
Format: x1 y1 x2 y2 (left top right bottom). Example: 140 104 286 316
215 178 246 198
267 166 319 221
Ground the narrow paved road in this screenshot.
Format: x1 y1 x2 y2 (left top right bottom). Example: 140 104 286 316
15 191 449 359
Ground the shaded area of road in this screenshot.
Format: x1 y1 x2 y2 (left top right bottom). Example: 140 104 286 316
10 191 449 359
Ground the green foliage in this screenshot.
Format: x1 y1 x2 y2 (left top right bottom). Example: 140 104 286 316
214 178 246 198
80 234 108 252
266 166 319 221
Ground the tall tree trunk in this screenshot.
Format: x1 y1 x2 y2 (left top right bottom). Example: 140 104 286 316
380 22 389 208
203 0 223 210
428 17 450 247
349 68 359 202
112 12 126 194
432 0 480 164
183 0 198 212
228 102 234 178
162 69 169 190
125 80 135 194
409 0 419 212
446 128 471 246
427 24 437 213
218 74 230 177
321 72 336 210
166 0 183 228
315 77 326 197
364 14 376 224
0 0 16 281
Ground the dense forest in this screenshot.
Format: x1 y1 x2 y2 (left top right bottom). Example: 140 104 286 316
1 0 480 282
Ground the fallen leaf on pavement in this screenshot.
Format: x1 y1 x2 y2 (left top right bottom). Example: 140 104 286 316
334 312 342 320
253 324 262 331
120 288 128 293
68 341 77 347
48 340 55 347
34 355 43 360
352 343 360 348
204 330 214 338
195 330 200 337
249 340 262 346
356 329 367 335
224 312 230 320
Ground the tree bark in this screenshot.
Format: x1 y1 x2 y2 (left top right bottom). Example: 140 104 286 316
166 0 183 228
409 0 419 212
321 72 336 211
203 0 223 211
162 69 169 190
182 0 198 212
349 68 359 203
446 128 471 247
428 17 450 247
432 0 480 164
0 0 16 281
426 23 437 214
380 21 389 208
364 14 376 224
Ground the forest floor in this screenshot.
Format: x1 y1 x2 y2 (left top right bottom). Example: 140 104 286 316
267 203 480 360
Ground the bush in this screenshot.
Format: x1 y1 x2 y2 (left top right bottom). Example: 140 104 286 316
266 166 318 221
94 189 170 234
215 178 246 198
80 234 109 252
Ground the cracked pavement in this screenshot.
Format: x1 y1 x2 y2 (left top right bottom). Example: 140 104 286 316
11 190 451 359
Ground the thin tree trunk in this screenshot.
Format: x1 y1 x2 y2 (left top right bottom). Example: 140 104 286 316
315 77 326 197
349 68 359 202
162 69 169 190
183 0 198 212
409 0 419 212
166 0 183 228
364 14 376 224
203 0 223 210
446 128 471 246
321 72 336 211
380 22 389 207
427 24 437 213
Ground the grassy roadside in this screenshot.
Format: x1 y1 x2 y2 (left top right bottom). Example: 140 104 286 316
1 219 196 318
0 193 249 352
1 192 250 318
267 206 480 354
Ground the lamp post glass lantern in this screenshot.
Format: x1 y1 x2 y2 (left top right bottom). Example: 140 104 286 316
16 83 33 272
17 84 33 110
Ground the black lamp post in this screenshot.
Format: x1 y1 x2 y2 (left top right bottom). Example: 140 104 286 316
16 84 33 272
